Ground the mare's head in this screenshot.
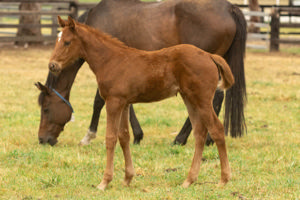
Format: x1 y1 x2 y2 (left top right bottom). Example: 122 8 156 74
48 16 82 75
35 82 72 145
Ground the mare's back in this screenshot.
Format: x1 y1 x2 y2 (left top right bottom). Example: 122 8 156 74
85 0 234 52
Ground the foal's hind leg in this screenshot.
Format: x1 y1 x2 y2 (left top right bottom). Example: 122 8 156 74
204 109 231 186
181 98 207 187
206 90 224 146
197 105 231 186
181 97 230 187
119 105 135 186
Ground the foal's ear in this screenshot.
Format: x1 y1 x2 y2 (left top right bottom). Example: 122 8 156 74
67 16 76 30
35 82 50 95
58 16 66 28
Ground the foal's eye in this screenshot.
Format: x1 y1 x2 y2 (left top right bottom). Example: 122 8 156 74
64 41 71 46
43 108 49 113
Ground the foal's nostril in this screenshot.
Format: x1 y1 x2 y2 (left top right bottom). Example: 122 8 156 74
48 63 55 70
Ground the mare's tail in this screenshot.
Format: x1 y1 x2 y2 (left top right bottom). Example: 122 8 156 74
223 4 247 137
210 54 234 90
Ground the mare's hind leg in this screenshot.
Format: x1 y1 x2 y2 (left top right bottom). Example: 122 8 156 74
79 89 105 145
129 105 144 144
119 105 135 186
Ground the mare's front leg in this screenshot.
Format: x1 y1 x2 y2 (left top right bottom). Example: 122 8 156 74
120 105 135 186
97 98 124 190
173 117 192 145
129 105 144 144
79 89 105 145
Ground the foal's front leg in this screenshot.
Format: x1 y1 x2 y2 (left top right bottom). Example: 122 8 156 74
119 105 135 186
97 98 124 190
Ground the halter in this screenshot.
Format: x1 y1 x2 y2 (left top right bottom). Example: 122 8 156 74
51 88 74 113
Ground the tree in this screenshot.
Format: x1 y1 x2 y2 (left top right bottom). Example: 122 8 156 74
248 0 261 33
16 2 42 46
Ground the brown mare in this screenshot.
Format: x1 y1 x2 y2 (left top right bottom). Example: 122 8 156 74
36 0 247 146
48 16 234 190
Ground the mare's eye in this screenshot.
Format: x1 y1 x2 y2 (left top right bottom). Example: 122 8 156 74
64 41 71 46
43 108 49 113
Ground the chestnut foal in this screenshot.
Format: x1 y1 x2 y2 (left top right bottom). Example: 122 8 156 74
49 16 234 190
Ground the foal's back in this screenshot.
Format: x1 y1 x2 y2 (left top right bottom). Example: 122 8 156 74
114 44 220 104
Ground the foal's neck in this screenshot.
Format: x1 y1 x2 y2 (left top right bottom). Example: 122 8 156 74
78 24 132 74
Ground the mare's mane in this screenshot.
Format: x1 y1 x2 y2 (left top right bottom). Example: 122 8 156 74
38 72 59 106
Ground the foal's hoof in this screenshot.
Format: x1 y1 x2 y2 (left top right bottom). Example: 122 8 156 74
182 180 192 188
218 173 231 187
97 181 108 191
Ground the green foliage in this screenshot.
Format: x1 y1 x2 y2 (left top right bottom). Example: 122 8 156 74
0 46 299 199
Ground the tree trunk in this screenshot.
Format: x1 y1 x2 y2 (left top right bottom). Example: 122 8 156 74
16 2 42 46
249 0 261 33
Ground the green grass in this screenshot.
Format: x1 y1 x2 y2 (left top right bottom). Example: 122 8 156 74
0 46 299 199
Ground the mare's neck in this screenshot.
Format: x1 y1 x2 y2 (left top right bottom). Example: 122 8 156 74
46 59 83 99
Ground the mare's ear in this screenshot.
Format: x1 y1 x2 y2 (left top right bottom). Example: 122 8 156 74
57 16 65 28
68 16 76 30
35 82 50 95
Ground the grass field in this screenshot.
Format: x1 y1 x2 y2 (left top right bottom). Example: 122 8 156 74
0 44 299 199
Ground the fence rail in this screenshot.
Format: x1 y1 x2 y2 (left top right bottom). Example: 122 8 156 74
0 0 78 43
1 2 300 51
270 6 300 51
242 10 271 50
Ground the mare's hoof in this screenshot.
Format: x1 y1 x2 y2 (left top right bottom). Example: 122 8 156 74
79 130 97 146
172 139 187 146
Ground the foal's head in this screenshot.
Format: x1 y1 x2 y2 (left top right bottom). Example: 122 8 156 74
49 16 82 75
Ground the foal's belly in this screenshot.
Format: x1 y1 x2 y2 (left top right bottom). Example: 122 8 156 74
132 83 179 103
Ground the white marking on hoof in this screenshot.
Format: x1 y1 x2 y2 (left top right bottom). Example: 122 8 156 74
79 129 97 146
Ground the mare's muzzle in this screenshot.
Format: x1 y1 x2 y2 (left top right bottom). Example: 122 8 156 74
48 62 61 74
39 136 58 146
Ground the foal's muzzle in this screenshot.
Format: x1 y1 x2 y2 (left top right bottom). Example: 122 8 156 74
48 62 61 75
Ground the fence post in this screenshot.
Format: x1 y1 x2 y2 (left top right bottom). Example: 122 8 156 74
69 1 78 19
270 8 280 52
51 4 58 37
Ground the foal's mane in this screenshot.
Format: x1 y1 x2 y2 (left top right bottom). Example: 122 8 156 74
76 22 130 50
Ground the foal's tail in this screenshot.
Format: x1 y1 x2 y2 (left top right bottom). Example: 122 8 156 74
210 54 234 90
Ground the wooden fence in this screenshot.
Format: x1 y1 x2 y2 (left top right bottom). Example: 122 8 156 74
270 6 300 51
2 1 300 51
242 10 271 49
0 0 78 43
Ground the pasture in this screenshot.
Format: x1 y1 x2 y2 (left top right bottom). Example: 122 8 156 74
0 45 299 199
